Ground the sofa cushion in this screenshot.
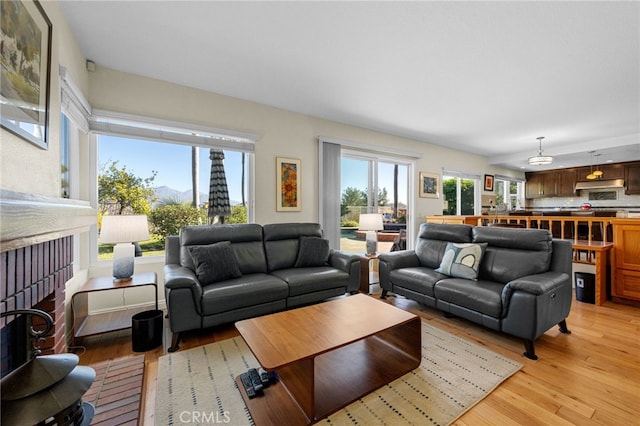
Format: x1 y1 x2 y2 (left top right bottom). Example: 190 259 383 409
473 227 552 283
271 267 349 296
294 237 330 267
389 267 447 297
415 223 473 268
200 273 289 315
435 242 487 280
263 223 323 271
179 224 268 274
188 241 242 285
434 278 505 318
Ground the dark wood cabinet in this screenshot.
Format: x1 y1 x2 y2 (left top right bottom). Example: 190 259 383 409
625 163 640 194
557 169 576 196
575 167 593 182
599 163 625 180
526 160 640 199
576 163 625 181
526 171 564 198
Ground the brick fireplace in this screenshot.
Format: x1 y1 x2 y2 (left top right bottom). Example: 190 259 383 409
1 189 97 379
1 236 73 375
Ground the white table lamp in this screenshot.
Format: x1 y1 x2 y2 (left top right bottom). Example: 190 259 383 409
99 215 149 281
359 213 384 255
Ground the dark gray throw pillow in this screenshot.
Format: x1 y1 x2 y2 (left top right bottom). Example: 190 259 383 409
188 241 242 285
294 237 330 267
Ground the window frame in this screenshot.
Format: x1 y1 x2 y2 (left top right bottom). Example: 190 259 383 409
88 112 257 265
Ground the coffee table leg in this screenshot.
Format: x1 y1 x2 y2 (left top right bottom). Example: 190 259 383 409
277 358 314 420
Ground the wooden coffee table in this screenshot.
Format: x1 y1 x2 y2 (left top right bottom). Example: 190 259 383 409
235 294 421 425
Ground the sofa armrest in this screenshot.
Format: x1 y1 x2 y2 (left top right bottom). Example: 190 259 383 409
501 271 571 317
164 264 203 297
378 250 420 271
329 249 361 293
328 249 359 273
506 271 570 295
378 251 421 292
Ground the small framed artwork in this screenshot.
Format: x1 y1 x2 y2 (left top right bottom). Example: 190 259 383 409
419 172 439 199
276 157 301 211
0 0 52 149
484 174 495 192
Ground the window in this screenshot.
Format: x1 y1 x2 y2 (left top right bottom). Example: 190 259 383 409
91 111 256 260
60 114 70 198
495 176 525 211
340 153 409 253
442 171 480 215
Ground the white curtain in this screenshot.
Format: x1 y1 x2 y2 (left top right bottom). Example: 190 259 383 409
319 140 341 248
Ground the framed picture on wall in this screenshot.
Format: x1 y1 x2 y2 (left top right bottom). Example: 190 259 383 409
419 172 439 198
484 174 495 192
276 157 301 211
0 0 52 149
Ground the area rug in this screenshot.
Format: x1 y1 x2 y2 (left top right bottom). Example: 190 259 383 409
84 354 145 426
155 323 521 426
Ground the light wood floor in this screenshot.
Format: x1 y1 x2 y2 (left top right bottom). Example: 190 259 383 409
77 291 640 425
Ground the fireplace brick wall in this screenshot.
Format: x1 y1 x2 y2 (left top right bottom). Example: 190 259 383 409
1 236 73 355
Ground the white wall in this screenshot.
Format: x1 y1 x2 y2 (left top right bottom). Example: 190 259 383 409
88 66 522 228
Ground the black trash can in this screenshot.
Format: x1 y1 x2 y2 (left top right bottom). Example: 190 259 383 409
132 309 163 352
574 272 595 304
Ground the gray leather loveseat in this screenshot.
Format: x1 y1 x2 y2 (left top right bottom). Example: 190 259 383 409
163 222 360 351
378 222 573 359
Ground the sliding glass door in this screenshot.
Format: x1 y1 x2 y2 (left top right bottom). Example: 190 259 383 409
340 152 409 253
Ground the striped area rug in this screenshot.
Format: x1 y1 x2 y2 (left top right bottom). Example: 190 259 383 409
84 354 146 426
155 322 522 426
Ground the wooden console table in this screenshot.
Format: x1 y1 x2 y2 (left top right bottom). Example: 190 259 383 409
70 272 158 345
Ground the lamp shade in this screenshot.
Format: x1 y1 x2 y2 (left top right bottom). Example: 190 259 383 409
99 215 149 243
359 213 384 231
528 136 553 166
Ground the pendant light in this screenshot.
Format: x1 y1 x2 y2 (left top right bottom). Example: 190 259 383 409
528 136 553 165
592 153 603 178
586 151 600 180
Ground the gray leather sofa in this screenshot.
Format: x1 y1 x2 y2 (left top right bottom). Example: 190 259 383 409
378 223 573 359
163 222 360 351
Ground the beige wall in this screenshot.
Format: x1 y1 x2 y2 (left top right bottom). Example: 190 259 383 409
1 0 521 314
0 2 88 196
88 66 522 226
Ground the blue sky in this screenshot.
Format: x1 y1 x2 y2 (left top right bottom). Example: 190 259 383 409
99 135 407 205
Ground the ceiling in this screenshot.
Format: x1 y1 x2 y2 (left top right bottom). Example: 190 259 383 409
59 1 640 172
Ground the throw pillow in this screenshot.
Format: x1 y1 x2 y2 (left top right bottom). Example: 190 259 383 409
435 242 487 280
188 241 242 285
294 237 330 267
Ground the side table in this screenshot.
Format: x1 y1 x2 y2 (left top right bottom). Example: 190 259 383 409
70 271 158 346
359 253 379 294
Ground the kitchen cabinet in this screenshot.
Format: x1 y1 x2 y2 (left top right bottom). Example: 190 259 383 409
576 163 625 181
557 169 576 196
525 171 557 198
625 163 640 194
612 219 640 302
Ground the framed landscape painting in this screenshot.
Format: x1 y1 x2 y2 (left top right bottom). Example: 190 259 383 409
276 157 301 211
419 172 439 198
0 0 52 149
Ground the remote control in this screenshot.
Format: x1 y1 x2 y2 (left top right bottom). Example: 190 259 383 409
247 368 263 392
258 368 270 386
240 372 256 398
